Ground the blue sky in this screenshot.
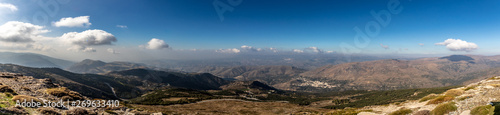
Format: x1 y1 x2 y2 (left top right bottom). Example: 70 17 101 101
0 0 499 61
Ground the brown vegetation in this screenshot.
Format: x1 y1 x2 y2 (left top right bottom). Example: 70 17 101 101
431 102 457 115
419 94 438 102
37 107 61 115
388 108 412 115
12 95 41 103
65 108 93 115
0 85 15 94
46 87 83 100
426 95 454 105
131 100 331 114
444 89 464 97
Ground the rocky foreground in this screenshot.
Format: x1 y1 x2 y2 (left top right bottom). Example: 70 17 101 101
0 72 161 115
358 76 500 115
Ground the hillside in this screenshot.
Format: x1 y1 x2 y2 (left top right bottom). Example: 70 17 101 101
0 64 141 99
106 69 230 91
196 65 306 87
0 64 242 100
65 55 500 93
66 59 148 74
295 55 500 91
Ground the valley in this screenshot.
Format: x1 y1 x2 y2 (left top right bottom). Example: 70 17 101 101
1 53 500 114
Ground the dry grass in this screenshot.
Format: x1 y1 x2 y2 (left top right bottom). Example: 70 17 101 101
426 95 454 105
464 85 477 91
65 108 92 115
46 87 83 100
431 102 457 115
487 76 500 80
470 105 494 115
162 97 198 101
131 100 331 115
12 95 41 103
37 107 61 115
489 84 500 87
457 95 473 101
419 94 438 102
388 108 412 115
328 108 372 115
444 89 464 97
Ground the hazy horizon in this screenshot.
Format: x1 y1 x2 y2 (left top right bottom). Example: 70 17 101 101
0 0 498 62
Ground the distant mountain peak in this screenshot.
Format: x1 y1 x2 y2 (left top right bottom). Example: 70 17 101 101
79 59 106 66
0 52 74 68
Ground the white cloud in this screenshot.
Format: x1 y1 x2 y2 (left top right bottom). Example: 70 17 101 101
61 29 117 46
141 38 169 50
0 21 49 43
240 45 263 52
326 51 334 53
60 29 116 52
380 44 389 49
216 48 240 53
435 38 478 52
83 47 96 52
0 3 17 12
107 48 119 54
116 25 127 28
52 16 91 27
293 49 304 53
304 47 324 53
269 47 278 52
418 43 424 46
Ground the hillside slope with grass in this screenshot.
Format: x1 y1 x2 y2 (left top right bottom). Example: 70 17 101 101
355 76 500 115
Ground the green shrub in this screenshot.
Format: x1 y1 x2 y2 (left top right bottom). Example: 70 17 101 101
470 105 494 115
420 94 438 102
389 108 412 115
431 102 457 115
427 95 454 105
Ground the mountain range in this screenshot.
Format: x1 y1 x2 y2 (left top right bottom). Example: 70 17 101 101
0 52 74 68
4 51 500 93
